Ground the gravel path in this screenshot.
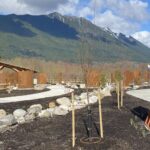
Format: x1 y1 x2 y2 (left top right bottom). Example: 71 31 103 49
0 85 73 103
127 89 150 102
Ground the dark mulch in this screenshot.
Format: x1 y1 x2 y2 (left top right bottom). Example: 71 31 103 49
0 91 150 150
0 89 49 98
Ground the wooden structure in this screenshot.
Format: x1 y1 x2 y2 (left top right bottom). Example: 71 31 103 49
0 62 37 88
18 71 34 88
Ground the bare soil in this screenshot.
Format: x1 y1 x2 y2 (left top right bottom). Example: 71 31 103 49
0 89 49 98
0 91 150 150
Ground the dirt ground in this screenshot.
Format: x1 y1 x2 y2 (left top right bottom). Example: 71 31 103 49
0 89 49 98
0 91 150 150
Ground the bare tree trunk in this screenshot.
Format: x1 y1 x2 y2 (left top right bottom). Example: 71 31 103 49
98 90 104 138
71 92 75 147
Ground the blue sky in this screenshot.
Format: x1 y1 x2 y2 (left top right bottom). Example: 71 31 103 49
0 0 150 47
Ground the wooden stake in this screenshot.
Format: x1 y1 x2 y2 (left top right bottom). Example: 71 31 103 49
117 82 120 109
98 90 104 138
121 80 124 107
71 92 75 147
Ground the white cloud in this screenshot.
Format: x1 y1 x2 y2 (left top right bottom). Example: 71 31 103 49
132 31 150 47
78 7 92 17
90 0 105 9
18 0 66 11
93 10 139 34
106 0 149 21
0 0 78 15
56 0 79 15
0 0 28 14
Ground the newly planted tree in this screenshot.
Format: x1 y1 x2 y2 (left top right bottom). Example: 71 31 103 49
114 70 123 109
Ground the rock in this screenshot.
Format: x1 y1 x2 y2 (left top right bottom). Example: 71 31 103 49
13 109 27 119
75 95 80 100
54 107 68 116
24 113 35 122
17 117 26 124
80 93 87 99
30 104 43 110
81 98 88 105
69 101 86 111
38 110 51 118
27 105 42 116
49 102 56 108
47 108 55 117
133 85 140 90
71 84 78 89
80 84 85 88
89 95 98 104
0 114 17 126
56 97 71 106
59 105 69 111
0 109 6 119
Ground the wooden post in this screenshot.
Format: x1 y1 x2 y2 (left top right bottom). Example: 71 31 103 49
121 80 124 107
98 90 104 138
117 81 120 109
71 92 75 147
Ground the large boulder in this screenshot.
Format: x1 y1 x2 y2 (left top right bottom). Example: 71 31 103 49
69 101 86 111
54 107 68 116
27 107 41 116
30 104 43 110
80 93 87 100
0 114 17 126
16 117 26 124
47 108 55 117
59 105 69 111
49 102 56 108
38 110 51 118
24 113 35 122
89 95 98 104
71 84 78 89
13 109 27 119
75 95 80 100
27 104 42 116
0 109 6 119
81 98 88 105
80 84 85 88
56 97 71 106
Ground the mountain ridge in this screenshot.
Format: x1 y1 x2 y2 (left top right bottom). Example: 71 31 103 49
0 12 150 63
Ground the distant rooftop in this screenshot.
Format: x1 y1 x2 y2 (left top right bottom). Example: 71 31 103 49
0 61 37 73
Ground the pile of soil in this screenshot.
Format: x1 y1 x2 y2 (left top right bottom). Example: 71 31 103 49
0 91 150 149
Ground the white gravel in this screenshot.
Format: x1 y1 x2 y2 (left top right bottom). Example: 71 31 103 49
0 85 73 103
126 89 150 102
